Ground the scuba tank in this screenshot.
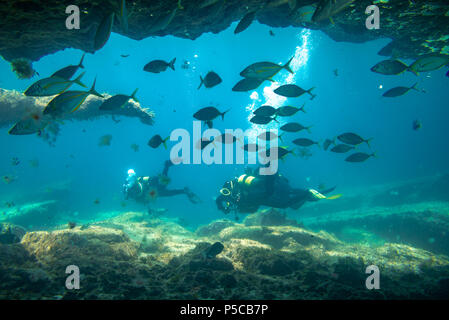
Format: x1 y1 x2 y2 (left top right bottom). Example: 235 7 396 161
123 169 140 199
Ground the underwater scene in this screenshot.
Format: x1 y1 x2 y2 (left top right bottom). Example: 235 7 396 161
1 0 449 301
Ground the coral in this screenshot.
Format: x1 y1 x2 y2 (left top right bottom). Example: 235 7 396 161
10 58 38 79
0 88 155 129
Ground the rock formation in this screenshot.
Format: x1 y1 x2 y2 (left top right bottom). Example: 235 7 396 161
0 0 448 63
1 210 449 299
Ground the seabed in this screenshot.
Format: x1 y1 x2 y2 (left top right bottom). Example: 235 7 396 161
1 174 449 299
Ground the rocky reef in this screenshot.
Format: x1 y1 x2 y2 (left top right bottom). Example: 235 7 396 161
304 201 449 257
0 223 26 245
0 0 448 64
299 173 449 256
1 208 449 299
0 88 155 128
301 173 449 216
2 174 449 299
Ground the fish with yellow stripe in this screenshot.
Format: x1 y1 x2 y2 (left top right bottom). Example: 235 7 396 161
51 53 85 80
118 0 128 33
43 78 103 118
409 53 449 75
312 0 355 23
99 88 139 110
289 2 316 22
24 72 86 97
240 56 294 81
8 112 49 135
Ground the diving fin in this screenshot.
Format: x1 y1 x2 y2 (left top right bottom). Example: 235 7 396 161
326 194 342 200
309 189 342 200
320 185 337 195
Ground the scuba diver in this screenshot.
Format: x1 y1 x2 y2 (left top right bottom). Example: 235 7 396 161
123 160 200 206
215 167 340 215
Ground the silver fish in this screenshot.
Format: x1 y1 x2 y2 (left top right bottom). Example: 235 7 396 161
312 0 355 23
24 72 86 97
43 79 103 117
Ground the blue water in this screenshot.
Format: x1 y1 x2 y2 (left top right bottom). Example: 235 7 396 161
1 21 449 228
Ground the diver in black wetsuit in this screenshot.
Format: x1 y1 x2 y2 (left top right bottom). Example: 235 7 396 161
123 160 200 205
215 167 339 215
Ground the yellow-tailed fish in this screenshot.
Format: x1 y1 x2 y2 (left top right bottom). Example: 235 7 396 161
43 78 103 117
94 12 115 51
51 53 85 79
370 59 411 76
409 53 449 75
149 0 183 33
8 113 49 135
240 56 294 80
234 11 256 34
312 0 355 23
24 72 86 97
99 88 139 110
119 0 128 33
289 4 316 22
